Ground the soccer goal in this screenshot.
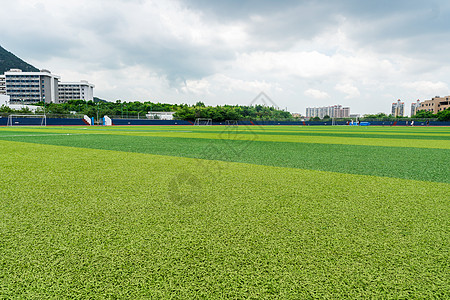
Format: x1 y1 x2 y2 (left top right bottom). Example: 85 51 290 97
7 114 47 126
225 120 238 127
194 118 212 126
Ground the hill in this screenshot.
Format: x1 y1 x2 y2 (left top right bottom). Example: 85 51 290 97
0 45 39 74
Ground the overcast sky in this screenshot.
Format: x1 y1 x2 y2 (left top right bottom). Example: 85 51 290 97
1 0 450 115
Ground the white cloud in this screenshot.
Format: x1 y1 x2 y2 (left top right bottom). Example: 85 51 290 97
304 89 329 99
181 78 211 95
401 81 449 97
335 83 360 99
180 74 277 97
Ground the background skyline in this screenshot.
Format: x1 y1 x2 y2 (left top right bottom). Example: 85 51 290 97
1 0 449 115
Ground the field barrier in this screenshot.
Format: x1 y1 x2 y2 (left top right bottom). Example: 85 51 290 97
217 120 450 126
106 119 450 126
110 119 192 126
0 116 87 126
1 116 449 126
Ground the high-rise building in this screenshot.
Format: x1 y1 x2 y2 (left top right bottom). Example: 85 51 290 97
305 105 350 119
418 96 450 114
58 80 95 102
410 100 421 116
4 69 60 104
391 99 404 117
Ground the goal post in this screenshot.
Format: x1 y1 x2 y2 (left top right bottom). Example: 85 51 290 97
225 120 238 127
194 118 212 126
7 114 47 126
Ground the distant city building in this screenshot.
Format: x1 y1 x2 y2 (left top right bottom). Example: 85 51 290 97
305 105 350 119
418 96 450 114
410 99 421 116
391 99 404 117
1 68 95 104
291 113 302 118
4 69 60 104
58 81 95 103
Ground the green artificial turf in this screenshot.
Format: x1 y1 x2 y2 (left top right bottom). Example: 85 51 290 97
0 125 449 298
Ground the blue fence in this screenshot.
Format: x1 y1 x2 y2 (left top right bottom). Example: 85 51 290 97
109 119 450 126
0 117 86 126
1 116 449 127
111 119 192 126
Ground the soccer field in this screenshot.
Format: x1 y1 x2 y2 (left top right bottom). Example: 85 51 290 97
0 125 449 298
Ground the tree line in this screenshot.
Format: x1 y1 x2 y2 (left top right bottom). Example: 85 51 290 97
173 102 292 121
0 99 294 121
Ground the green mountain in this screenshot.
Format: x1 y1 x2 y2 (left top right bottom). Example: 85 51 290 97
0 45 39 74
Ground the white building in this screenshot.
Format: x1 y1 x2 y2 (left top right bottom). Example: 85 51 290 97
58 80 95 102
4 69 60 104
391 99 404 117
0 94 9 106
2 69 95 104
146 111 175 120
306 105 350 119
0 94 40 112
410 100 421 116
0 75 6 95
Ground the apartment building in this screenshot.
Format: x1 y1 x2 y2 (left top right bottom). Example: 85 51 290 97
4 69 60 104
306 105 350 119
58 81 95 102
391 99 404 117
418 96 450 114
410 100 421 116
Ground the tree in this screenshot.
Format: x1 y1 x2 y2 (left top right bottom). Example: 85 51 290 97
0 105 13 113
413 110 435 118
437 109 450 121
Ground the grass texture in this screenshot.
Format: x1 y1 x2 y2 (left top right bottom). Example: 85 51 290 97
0 126 449 183
0 125 449 298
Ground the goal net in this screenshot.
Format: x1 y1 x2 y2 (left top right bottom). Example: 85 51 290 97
225 120 238 127
7 114 47 126
194 118 212 126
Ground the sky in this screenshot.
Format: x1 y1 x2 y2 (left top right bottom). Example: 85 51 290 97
1 0 450 115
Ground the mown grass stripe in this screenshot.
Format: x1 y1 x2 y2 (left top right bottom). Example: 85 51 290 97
0 133 448 183
1 126 449 149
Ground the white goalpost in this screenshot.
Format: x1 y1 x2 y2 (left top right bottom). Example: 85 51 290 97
225 120 238 127
7 114 47 126
194 118 212 126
